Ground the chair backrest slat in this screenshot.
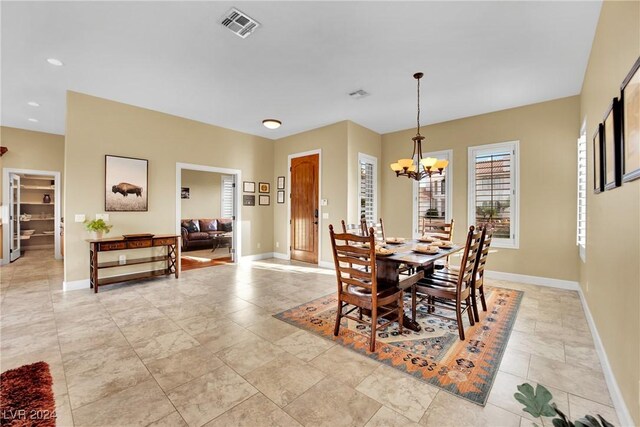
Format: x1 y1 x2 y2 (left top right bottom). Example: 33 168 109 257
422 219 454 241
474 227 493 283
341 220 364 236
330 224 377 295
455 225 483 294
361 218 385 242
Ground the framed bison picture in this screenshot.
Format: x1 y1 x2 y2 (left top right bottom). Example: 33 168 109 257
105 155 148 211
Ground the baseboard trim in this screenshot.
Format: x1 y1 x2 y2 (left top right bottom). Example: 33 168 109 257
484 270 580 291
239 252 275 263
273 252 289 260
63 279 90 291
318 260 334 270
577 288 635 427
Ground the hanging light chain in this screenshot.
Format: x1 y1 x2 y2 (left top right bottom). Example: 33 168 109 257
416 75 421 136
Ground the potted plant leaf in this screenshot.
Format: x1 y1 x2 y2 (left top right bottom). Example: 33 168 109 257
84 219 113 239
514 383 614 427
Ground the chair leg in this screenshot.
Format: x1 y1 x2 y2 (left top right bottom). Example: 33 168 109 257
479 285 488 312
398 295 404 335
466 297 475 326
334 301 342 337
471 287 480 323
370 306 377 352
456 299 465 341
358 308 363 321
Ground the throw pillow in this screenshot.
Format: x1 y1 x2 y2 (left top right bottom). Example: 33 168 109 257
185 220 200 233
219 221 233 232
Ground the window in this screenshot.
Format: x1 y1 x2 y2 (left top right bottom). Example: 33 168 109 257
577 126 587 261
220 175 234 219
413 150 452 237
358 153 377 224
468 141 519 248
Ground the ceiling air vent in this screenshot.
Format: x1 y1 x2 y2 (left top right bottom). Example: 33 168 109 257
349 89 370 99
220 8 260 39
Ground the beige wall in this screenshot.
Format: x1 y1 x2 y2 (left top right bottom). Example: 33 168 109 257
64 92 274 282
347 121 382 224
180 170 223 220
381 96 581 281
579 0 640 423
273 121 349 264
1 126 65 202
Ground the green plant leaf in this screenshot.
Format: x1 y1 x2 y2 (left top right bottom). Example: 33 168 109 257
553 418 571 427
514 383 556 418
575 414 614 427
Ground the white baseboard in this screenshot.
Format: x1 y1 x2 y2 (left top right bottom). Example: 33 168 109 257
577 288 635 427
484 270 580 291
318 260 334 269
63 279 90 291
239 252 275 263
273 252 289 260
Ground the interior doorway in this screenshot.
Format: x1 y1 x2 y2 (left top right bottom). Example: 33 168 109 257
175 163 241 271
289 151 320 264
2 168 62 265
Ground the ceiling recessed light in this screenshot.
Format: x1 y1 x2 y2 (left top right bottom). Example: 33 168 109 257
46 58 64 66
27 101 40 107
262 119 281 129
28 118 39 122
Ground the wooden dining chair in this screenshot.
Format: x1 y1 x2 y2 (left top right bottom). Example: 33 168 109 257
430 227 492 322
421 219 454 241
361 218 385 242
329 224 404 352
411 225 482 340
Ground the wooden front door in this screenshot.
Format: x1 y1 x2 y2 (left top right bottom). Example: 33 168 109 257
290 154 319 264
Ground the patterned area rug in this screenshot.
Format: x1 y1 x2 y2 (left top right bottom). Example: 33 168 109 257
0 361 56 426
275 286 523 405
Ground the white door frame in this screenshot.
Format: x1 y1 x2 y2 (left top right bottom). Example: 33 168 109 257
175 163 242 261
287 149 322 265
2 168 62 265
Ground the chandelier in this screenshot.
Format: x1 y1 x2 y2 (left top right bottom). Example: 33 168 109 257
390 72 448 180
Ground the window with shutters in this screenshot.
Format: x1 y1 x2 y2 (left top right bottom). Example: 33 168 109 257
577 126 587 262
468 141 519 248
413 150 453 237
220 175 234 219
358 153 377 224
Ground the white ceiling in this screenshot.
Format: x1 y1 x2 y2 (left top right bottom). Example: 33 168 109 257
1 1 602 139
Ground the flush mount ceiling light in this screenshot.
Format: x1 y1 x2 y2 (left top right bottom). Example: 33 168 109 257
390 72 448 181
262 119 282 129
28 118 39 122
27 101 40 107
46 58 64 66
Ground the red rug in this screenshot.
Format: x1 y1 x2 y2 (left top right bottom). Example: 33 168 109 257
275 286 522 405
1 361 56 426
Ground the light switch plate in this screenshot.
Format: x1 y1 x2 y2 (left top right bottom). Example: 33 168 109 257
96 213 109 221
322 213 329 219
321 199 328 206
74 214 86 222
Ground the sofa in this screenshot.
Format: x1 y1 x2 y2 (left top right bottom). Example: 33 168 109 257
180 218 233 251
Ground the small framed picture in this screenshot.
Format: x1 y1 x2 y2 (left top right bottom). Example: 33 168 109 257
259 182 270 193
277 176 285 190
243 195 255 206
593 124 604 193
621 56 640 182
259 195 270 206
243 181 255 193
181 187 190 199
277 190 285 204
603 98 622 190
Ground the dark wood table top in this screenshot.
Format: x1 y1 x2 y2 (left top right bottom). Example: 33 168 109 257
376 240 462 266
86 234 179 243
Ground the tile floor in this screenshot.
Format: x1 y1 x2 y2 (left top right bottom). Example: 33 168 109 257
0 249 620 427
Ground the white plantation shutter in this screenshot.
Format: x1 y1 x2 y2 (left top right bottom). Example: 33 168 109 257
415 151 451 236
468 141 519 248
358 154 377 224
577 132 587 261
221 175 234 219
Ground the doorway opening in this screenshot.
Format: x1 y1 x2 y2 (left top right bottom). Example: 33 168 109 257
288 150 321 264
2 168 62 265
176 163 241 271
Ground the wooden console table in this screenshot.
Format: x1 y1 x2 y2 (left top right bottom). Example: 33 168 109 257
88 235 180 293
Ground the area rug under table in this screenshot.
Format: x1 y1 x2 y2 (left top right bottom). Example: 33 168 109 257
275 286 523 405
0 361 56 427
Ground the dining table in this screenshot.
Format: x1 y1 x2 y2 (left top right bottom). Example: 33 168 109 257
374 239 463 332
